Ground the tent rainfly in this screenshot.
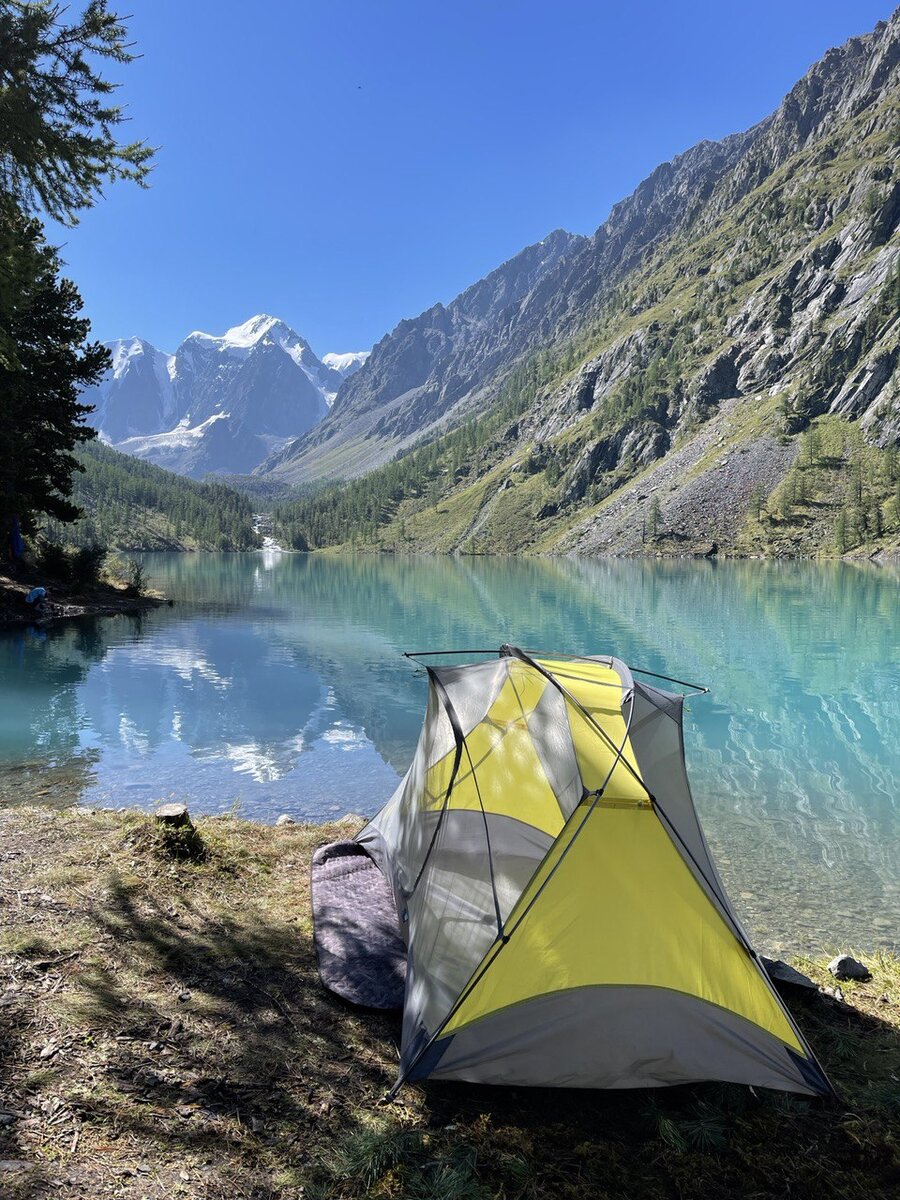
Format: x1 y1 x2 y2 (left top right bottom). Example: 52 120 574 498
311 646 833 1098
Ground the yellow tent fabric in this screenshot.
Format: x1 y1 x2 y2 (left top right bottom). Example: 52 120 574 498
444 799 802 1051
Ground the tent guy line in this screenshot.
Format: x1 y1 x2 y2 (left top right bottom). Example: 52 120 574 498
402 648 710 694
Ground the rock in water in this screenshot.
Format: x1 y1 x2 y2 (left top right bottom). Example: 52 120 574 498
827 954 871 981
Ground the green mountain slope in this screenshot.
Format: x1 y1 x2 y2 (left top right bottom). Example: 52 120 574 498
46 441 260 551
275 13 900 559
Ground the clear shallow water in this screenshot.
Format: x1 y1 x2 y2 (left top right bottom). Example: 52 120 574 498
0 551 897 955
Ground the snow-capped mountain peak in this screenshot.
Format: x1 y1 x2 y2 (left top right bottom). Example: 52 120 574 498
83 315 366 478
224 313 283 346
182 314 303 359
322 350 370 380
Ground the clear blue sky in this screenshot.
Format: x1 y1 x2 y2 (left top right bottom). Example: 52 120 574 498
53 0 894 356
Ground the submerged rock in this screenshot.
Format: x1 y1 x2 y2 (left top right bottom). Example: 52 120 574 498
827 954 871 981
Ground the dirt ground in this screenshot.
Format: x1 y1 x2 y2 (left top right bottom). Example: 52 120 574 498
0 806 898 1200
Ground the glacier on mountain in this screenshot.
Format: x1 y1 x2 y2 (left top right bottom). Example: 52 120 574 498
322 351 370 380
82 315 361 478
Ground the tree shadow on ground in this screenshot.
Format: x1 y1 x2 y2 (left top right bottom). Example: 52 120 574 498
69 870 397 1190
0 965 55 1199
3 816 900 1200
0 835 399 1199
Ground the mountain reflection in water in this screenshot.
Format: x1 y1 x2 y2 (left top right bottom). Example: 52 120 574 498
1 552 897 954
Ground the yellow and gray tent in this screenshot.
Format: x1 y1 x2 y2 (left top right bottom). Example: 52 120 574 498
316 646 832 1097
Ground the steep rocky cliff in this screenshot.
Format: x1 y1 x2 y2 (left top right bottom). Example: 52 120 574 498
261 229 587 483
276 11 900 558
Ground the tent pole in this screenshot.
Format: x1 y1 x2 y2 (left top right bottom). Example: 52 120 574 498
404 648 710 695
408 669 465 895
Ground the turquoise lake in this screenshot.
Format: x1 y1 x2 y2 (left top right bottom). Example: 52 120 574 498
0 551 897 955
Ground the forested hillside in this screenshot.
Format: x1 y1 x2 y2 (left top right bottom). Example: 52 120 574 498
273 12 900 559
45 442 259 551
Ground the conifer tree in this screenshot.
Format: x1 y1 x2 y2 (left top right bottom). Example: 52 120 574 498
750 482 766 521
0 204 108 534
0 1 153 225
647 495 662 540
0 2 152 544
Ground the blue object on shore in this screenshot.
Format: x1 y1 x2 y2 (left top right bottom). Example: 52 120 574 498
25 587 47 605
10 517 25 560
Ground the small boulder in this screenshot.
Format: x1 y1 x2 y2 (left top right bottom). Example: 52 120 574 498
827 954 871 981
761 957 817 991
821 984 846 1004
275 814 295 827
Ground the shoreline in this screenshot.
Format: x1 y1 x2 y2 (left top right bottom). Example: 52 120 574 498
0 803 897 1199
2 791 895 960
0 570 165 632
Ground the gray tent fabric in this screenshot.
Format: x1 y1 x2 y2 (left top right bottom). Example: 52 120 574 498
410 987 826 1092
311 842 406 1009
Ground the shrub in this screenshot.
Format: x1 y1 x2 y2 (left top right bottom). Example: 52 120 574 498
33 538 70 580
126 559 145 595
69 544 106 587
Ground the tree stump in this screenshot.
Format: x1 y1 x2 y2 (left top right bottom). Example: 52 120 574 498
155 803 193 829
154 804 205 861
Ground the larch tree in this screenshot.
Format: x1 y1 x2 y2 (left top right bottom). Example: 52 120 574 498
0 0 153 224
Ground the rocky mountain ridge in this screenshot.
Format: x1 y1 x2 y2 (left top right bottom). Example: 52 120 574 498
275 9 899 559
265 11 899 492
261 228 588 482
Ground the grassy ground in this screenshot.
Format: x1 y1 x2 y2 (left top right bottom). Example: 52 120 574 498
0 807 898 1199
